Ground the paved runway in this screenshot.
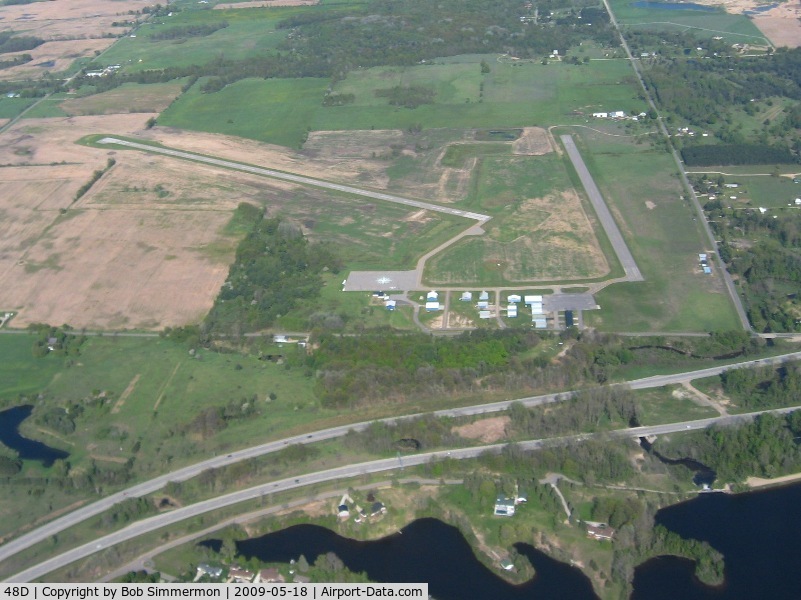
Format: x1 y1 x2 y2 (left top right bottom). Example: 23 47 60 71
560 135 644 282
98 138 491 222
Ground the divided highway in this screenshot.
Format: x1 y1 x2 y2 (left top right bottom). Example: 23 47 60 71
2 351 801 579
7 403 801 583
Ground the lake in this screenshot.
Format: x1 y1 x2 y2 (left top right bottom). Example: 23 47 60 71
632 482 801 599
217 481 801 598
232 518 600 600
0 405 69 467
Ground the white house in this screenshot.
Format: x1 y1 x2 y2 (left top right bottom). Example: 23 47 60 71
197 564 223 579
385 300 396 311
592 112 608 118
460 291 472 302
507 305 518 318
479 291 490 301
426 291 438 301
425 301 440 312
507 294 522 303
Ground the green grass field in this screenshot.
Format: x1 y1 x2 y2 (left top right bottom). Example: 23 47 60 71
159 56 647 147
0 334 63 398
705 175 801 210
425 150 615 285
0 97 36 119
316 58 644 133
0 333 325 539
571 130 741 332
18 96 68 119
96 6 322 72
159 77 329 148
0 335 323 469
634 386 719 425
609 0 770 43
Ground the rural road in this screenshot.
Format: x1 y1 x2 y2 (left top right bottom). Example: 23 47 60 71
98 138 491 223
560 134 643 282
2 351 801 578
8 399 801 583
599 0 751 330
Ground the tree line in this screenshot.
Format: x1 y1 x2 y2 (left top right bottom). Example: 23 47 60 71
149 21 228 42
0 31 44 54
295 328 764 408
681 144 797 166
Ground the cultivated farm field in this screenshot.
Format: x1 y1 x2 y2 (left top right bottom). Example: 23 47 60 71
59 82 185 116
0 0 152 81
609 0 770 43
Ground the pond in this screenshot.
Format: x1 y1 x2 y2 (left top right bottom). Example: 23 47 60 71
0 405 69 467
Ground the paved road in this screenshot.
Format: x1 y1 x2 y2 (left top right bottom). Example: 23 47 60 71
560 134 643 282
599 0 751 331
99 478 463 583
2 350 800 575
98 138 491 223
8 401 801 583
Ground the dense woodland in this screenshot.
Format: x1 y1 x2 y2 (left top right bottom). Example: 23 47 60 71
681 144 797 166
0 53 31 70
657 412 801 481
149 22 228 42
703 201 801 332
644 46 801 161
720 362 801 410
294 329 763 408
204 204 341 335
